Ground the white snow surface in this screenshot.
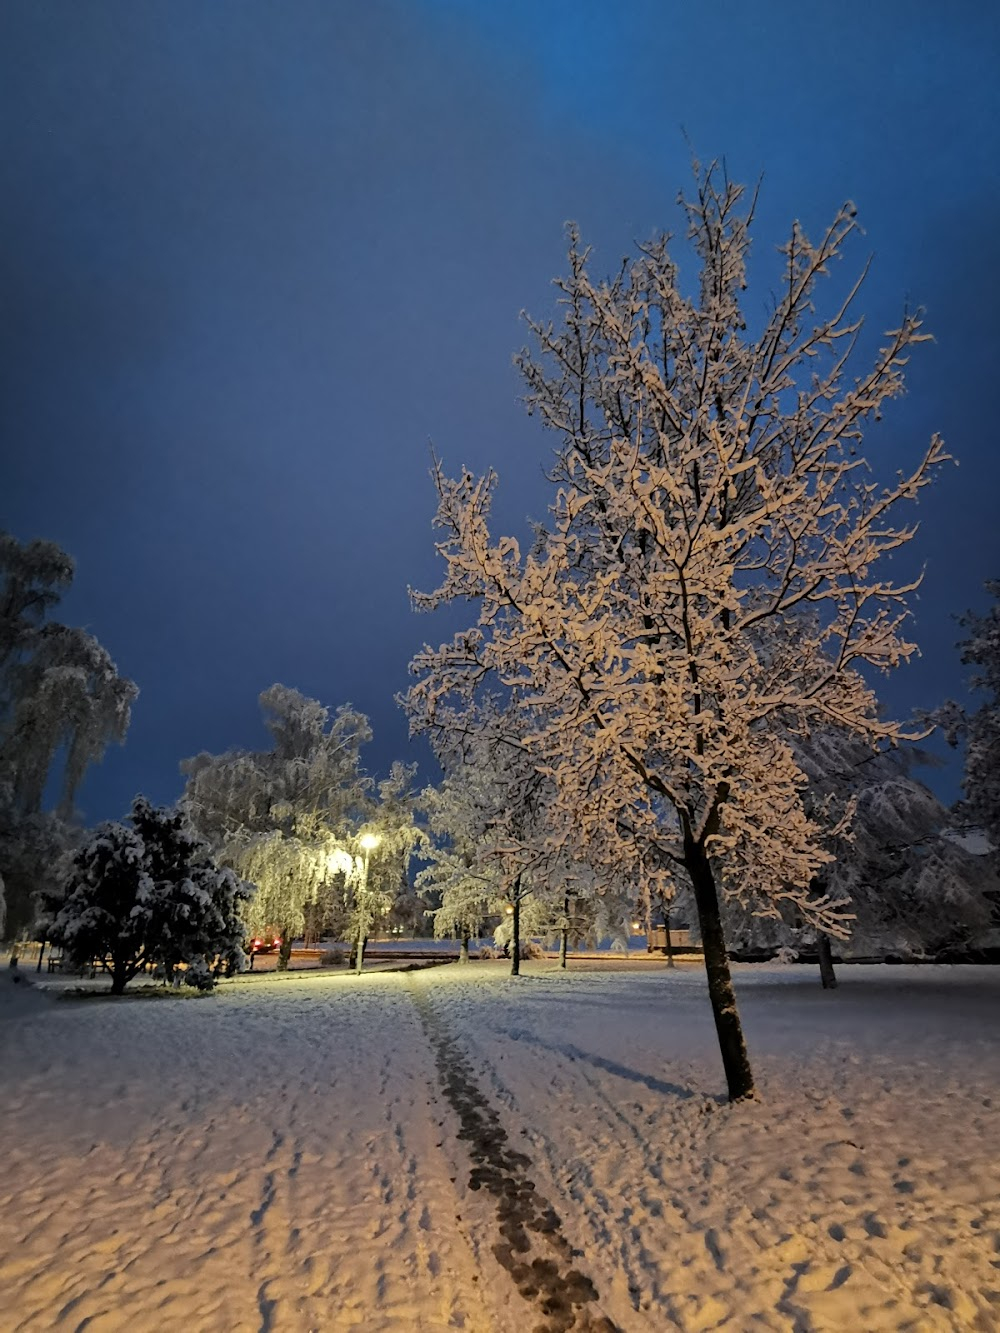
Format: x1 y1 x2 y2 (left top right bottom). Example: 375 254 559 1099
1 960 999 1331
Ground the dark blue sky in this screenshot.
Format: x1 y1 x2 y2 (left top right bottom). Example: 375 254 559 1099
2 0 998 821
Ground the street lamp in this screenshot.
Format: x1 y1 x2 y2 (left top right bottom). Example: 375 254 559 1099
355 833 381 975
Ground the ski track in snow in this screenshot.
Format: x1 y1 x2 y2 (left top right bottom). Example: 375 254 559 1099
1 962 999 1331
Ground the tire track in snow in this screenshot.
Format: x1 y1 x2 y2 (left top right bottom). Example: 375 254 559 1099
407 978 620 1333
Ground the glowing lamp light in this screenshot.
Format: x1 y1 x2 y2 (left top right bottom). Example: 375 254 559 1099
631 921 641 932
360 833 380 851
505 905 514 915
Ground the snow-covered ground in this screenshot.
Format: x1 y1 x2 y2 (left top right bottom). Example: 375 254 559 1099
1 960 998 1331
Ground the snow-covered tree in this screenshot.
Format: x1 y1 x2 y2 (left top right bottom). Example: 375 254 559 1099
0 533 137 938
0 801 75 946
725 732 997 983
939 581 1000 866
406 165 946 1100
183 684 372 846
800 735 995 965
38 797 251 993
237 832 328 960
39 820 149 993
418 764 506 961
0 533 136 819
128 796 253 984
416 696 584 975
349 762 429 973
182 685 372 963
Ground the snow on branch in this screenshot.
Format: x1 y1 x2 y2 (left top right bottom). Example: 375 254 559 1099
405 164 947 937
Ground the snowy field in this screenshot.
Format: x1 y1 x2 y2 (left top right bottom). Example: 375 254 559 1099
1 961 998 1332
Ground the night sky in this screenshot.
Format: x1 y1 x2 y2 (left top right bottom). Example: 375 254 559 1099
2 1 998 823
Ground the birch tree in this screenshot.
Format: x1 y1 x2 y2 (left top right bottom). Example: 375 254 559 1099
406 165 947 1101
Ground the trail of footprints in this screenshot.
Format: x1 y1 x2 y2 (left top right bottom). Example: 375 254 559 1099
408 978 620 1333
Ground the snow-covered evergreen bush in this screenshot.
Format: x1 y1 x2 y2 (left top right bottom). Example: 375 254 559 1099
39 797 253 994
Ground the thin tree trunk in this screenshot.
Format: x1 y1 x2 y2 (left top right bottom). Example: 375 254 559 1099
355 931 367 975
459 934 469 964
510 884 521 977
685 837 755 1102
663 908 675 969
817 933 838 989
559 893 569 969
277 927 293 972
36 939 46 973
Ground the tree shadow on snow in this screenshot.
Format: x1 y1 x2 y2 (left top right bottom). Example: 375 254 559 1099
498 1025 706 1102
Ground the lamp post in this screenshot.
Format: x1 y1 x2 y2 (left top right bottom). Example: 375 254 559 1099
355 832 380 975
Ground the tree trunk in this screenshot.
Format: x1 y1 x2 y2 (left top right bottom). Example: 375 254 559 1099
36 939 46 973
817 933 838 989
510 885 521 977
277 928 293 972
663 908 675 969
110 970 127 996
459 934 469 964
685 836 755 1102
559 893 569 969
355 933 367 975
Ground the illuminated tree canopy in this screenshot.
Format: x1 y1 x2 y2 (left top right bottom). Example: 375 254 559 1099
407 165 946 1100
